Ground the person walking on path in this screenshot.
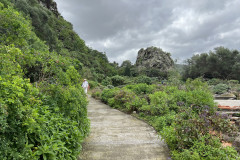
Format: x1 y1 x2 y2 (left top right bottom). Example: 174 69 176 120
82 79 89 94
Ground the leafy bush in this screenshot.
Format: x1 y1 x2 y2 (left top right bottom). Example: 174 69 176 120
0 74 90 159
135 75 152 85
101 76 112 86
91 87 103 99
124 83 155 95
110 75 125 86
88 80 99 89
92 90 101 99
172 135 239 160
148 91 170 115
0 4 90 159
101 87 120 103
126 96 148 112
173 107 236 149
207 78 223 85
228 80 239 85
109 89 136 109
0 75 40 159
100 79 239 159
213 83 229 94
106 85 114 89
150 112 176 132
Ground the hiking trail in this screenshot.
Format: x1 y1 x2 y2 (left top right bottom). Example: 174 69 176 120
78 96 170 160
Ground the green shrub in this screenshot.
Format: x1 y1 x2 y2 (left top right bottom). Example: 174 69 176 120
99 74 239 159
0 45 23 76
125 95 148 112
106 85 114 89
0 4 90 159
160 126 178 150
88 80 99 89
213 83 229 94
101 76 112 86
101 88 120 103
0 75 89 159
148 91 170 115
189 136 239 160
151 112 176 132
111 89 136 109
92 90 101 99
171 149 200 160
172 106 237 150
111 75 125 86
185 78 208 91
57 65 81 86
207 78 223 85
91 87 103 99
124 83 155 95
228 80 239 85
135 75 152 85
0 75 40 159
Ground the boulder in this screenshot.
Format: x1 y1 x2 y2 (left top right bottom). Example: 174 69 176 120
135 46 174 72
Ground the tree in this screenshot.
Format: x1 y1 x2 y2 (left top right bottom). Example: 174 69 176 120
120 60 132 76
183 47 240 81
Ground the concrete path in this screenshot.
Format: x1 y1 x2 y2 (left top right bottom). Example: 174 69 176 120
78 96 170 160
214 100 240 107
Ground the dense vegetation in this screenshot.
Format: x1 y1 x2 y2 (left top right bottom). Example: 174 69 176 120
183 47 240 81
94 79 239 159
1 0 240 159
0 1 91 159
10 0 118 81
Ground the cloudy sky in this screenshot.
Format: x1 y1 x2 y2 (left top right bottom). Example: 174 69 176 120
54 0 240 64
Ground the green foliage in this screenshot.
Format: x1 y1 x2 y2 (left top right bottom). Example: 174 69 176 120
109 89 136 109
0 75 39 159
207 78 223 85
124 83 155 95
167 69 183 86
13 0 86 53
0 0 10 8
0 45 23 76
135 75 152 85
88 80 99 89
148 91 170 115
171 136 240 160
102 87 147 113
119 60 133 76
0 5 47 51
100 78 239 159
183 47 240 81
101 76 112 86
0 74 89 159
10 0 118 80
213 83 229 94
91 87 103 99
0 3 90 159
101 88 120 104
150 112 176 132
228 80 239 85
110 75 125 86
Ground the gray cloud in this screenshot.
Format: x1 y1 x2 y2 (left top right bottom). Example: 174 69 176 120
55 0 240 64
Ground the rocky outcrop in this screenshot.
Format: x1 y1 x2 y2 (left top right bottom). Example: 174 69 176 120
135 46 174 72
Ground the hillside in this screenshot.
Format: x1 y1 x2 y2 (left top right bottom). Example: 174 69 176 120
8 0 117 81
0 0 96 159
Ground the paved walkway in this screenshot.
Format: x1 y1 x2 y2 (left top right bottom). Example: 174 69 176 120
214 100 240 107
78 96 170 160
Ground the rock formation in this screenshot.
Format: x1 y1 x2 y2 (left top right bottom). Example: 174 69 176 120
135 46 174 72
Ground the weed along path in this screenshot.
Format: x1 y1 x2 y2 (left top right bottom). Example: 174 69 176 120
78 96 170 160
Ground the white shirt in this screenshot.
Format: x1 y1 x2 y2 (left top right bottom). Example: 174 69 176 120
82 81 89 88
